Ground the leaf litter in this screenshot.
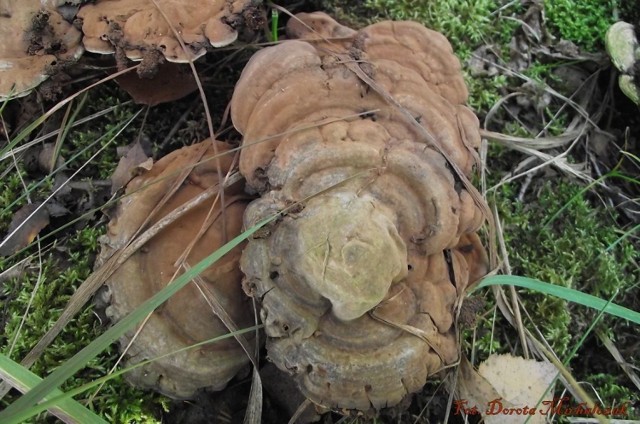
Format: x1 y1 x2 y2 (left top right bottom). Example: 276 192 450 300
109 140 153 195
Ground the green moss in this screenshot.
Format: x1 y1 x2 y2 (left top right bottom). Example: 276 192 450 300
364 0 518 55
464 72 509 113
490 178 638 357
61 86 138 180
0 227 165 422
544 0 618 51
0 171 28 230
584 374 638 417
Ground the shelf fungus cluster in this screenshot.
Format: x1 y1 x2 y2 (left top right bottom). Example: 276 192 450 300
231 12 488 411
77 0 258 63
0 0 261 99
100 11 488 416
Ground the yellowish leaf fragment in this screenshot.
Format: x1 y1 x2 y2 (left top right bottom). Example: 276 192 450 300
457 354 556 424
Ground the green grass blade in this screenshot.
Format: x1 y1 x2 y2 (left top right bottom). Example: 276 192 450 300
0 354 108 424
605 222 640 253
271 8 279 42
49 93 89 173
10 325 263 421
0 215 277 424
474 275 640 325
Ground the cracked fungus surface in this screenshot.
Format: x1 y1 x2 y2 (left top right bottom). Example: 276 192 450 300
77 0 255 62
231 12 488 411
0 0 83 99
98 140 256 399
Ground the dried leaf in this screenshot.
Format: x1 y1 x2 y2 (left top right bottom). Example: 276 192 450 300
0 203 50 257
457 354 556 424
44 200 70 218
110 141 153 194
468 45 500 76
37 143 66 173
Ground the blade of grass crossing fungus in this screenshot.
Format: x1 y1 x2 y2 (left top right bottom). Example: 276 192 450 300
3 326 262 422
0 166 379 422
0 216 277 424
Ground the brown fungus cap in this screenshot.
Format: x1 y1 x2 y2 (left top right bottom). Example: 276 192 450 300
115 62 198 106
232 13 488 412
98 140 257 399
0 0 83 100
77 0 253 63
232 16 480 193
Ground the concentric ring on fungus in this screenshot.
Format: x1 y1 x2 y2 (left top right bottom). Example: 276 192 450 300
98 140 257 399
231 13 489 412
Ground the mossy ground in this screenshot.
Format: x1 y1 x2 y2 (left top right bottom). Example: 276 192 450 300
0 226 166 423
0 87 168 422
1 0 639 422
470 177 639 409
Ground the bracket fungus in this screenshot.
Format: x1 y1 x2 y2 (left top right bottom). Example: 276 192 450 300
0 0 83 100
231 13 488 411
77 0 258 63
98 140 257 399
95 10 488 415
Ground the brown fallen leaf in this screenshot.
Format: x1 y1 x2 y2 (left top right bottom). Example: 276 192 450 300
110 141 153 194
37 143 66 174
115 62 198 106
0 202 50 257
457 354 557 424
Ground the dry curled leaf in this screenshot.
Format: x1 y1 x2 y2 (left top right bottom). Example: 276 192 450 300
109 140 153 194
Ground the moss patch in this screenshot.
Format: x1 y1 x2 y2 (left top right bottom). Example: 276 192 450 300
0 226 166 422
544 0 618 51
